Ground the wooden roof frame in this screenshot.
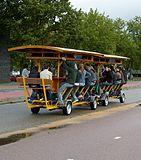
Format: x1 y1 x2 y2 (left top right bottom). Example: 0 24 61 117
8 45 103 57
8 45 129 64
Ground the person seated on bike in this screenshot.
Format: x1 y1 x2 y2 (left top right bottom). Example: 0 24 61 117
75 63 91 99
84 64 95 99
85 64 97 86
22 63 30 78
110 65 117 84
28 65 40 103
115 68 122 84
29 65 40 78
40 64 52 80
101 66 113 85
29 64 40 88
119 66 126 84
75 63 90 86
40 64 53 100
58 57 78 105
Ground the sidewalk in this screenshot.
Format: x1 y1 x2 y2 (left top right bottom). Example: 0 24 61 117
0 82 25 104
0 81 141 104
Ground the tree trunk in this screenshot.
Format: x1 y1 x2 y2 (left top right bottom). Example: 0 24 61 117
0 34 11 83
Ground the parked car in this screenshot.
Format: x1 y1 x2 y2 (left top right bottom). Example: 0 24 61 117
10 75 20 82
10 75 17 82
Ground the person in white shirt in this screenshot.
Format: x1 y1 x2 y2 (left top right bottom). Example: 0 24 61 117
22 64 30 77
40 64 52 80
40 64 52 100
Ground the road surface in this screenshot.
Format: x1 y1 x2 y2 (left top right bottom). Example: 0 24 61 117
0 88 141 134
0 97 141 159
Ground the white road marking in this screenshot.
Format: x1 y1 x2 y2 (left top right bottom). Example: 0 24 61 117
114 136 122 140
67 159 74 160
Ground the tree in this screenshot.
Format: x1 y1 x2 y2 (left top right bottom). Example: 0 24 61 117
127 16 141 69
76 9 118 54
0 0 23 82
9 0 81 70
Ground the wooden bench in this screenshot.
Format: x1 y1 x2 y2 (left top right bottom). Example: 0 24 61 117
17 77 52 90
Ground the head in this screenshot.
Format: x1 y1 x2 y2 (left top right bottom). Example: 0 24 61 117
90 65 96 72
33 65 38 71
105 66 109 71
42 64 48 70
84 64 90 71
110 65 114 71
78 63 84 71
116 68 120 72
67 61 77 70
23 63 28 69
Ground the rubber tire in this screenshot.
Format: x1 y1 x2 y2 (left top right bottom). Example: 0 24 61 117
120 93 125 103
31 107 40 114
62 102 72 115
102 96 109 106
90 98 97 110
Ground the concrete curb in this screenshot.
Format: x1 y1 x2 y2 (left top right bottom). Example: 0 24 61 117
0 97 25 105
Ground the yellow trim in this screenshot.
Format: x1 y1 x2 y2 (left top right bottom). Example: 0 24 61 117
108 85 114 92
42 79 49 107
102 86 106 91
112 85 117 91
90 86 95 92
80 87 85 94
64 88 73 101
62 88 67 96
82 86 90 98
105 85 111 91
115 84 121 91
73 101 89 106
74 87 80 94
23 78 29 108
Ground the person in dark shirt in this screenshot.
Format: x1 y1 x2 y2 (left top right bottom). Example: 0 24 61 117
102 66 113 84
28 65 40 103
29 65 40 78
58 58 78 105
110 65 116 84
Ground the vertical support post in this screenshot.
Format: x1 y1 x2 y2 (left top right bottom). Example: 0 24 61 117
97 63 101 84
57 54 63 91
42 79 48 108
35 60 41 72
57 60 60 78
23 78 29 107
96 63 101 94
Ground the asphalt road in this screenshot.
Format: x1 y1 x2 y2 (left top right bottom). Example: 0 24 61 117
0 88 141 134
0 96 141 159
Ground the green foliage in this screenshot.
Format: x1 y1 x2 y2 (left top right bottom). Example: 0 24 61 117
127 17 141 69
77 9 117 53
1 0 141 70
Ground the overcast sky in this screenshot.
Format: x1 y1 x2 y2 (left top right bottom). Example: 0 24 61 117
70 0 141 20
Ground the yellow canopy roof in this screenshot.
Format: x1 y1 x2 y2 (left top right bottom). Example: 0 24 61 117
8 45 104 57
